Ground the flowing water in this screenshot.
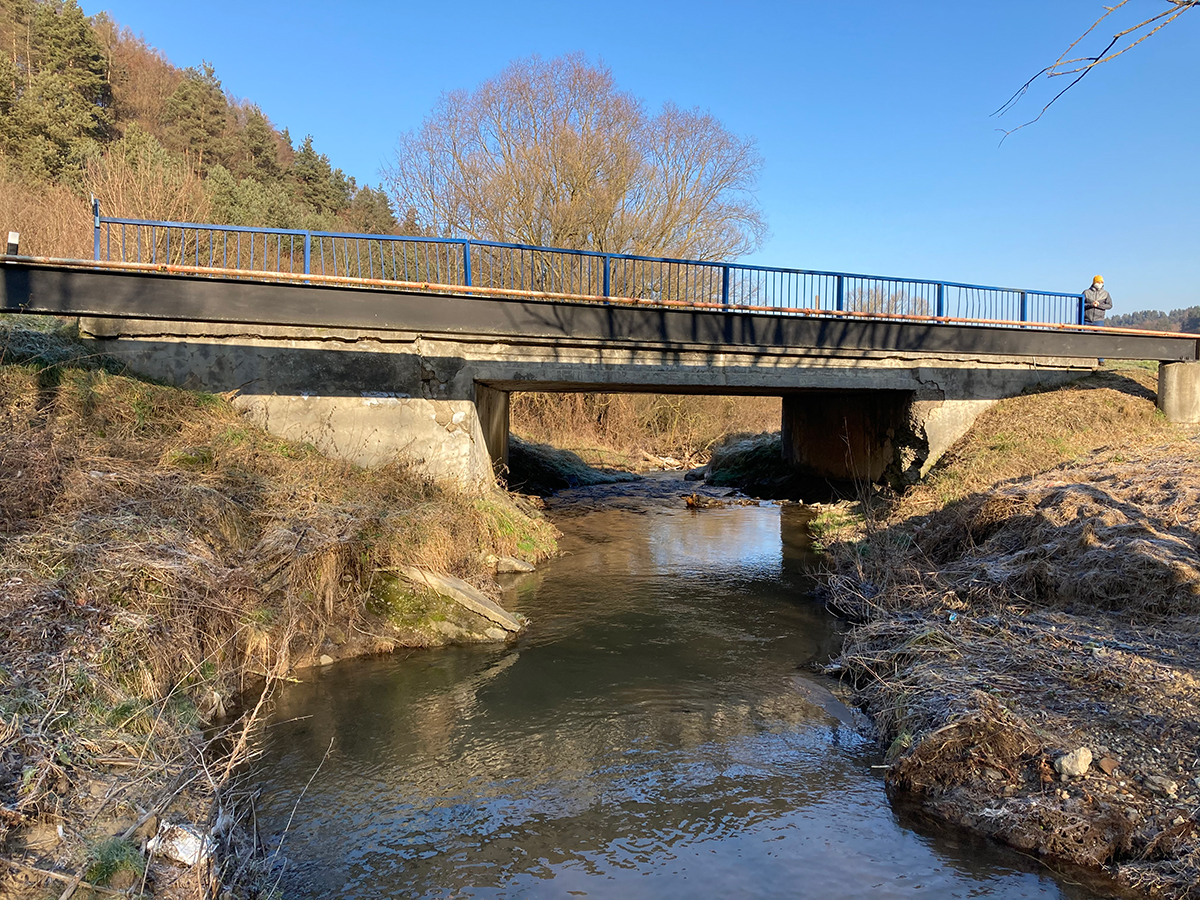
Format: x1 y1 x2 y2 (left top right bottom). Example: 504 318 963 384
253 480 1127 899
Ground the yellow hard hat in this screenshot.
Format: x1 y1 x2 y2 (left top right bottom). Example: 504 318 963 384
1093 275 1104 284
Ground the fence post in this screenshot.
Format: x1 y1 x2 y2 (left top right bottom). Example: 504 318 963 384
1019 290 1028 323
603 255 611 298
91 197 101 261
836 275 845 312
462 241 472 286
721 266 730 305
936 283 945 318
303 233 311 275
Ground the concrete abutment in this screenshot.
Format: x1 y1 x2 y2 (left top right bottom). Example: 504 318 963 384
1158 361 1200 424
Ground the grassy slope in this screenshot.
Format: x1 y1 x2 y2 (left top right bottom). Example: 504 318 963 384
0 322 556 893
821 364 1200 897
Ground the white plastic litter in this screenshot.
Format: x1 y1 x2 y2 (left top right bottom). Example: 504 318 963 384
147 821 213 866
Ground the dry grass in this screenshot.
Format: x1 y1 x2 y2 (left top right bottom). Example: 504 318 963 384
0 163 92 259
510 392 780 470
910 363 1169 511
820 367 1200 897
0 322 556 896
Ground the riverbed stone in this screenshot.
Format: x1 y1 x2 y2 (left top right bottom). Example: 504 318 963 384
1144 774 1178 797
1098 756 1120 776
496 556 535 574
1055 747 1093 778
318 654 335 666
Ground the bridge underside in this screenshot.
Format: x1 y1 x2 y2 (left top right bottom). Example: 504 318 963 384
78 316 1094 490
4 262 1198 491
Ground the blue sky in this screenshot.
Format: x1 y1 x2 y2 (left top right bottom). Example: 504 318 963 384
81 1 1198 314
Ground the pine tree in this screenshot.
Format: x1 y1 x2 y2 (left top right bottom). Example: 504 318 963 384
293 135 351 216
234 105 280 182
0 0 112 178
162 61 228 173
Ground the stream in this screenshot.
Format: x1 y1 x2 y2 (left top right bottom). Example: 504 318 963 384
252 476 1128 898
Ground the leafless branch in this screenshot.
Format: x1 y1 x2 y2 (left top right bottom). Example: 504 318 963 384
995 1 1197 141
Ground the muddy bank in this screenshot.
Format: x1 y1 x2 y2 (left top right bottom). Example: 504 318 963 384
504 434 638 496
821 368 1200 898
0 324 555 897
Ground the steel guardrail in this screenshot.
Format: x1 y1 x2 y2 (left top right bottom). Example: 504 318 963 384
89 201 1089 329
15 254 1200 344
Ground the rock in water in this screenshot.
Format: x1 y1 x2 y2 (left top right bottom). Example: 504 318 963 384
789 674 858 728
496 556 535 574
1054 747 1093 778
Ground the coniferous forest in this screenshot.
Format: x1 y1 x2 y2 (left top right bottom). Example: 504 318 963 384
0 0 400 259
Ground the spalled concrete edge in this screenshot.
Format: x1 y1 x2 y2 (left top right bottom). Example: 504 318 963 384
398 566 525 633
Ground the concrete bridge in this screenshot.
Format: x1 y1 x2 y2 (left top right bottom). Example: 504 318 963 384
3 225 1198 490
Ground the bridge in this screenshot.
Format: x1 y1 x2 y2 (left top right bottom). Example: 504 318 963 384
2 207 1198 490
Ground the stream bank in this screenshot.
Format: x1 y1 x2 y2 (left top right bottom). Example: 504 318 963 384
0 322 555 897
819 366 1200 898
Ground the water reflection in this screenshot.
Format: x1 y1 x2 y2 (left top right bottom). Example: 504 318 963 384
254 500 1120 899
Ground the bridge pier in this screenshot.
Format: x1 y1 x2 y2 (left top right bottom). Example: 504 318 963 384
1159 361 1200 424
475 384 510 473
78 318 503 490
781 391 908 482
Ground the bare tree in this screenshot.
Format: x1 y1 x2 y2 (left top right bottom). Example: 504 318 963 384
86 127 209 223
997 1 1197 137
386 53 766 261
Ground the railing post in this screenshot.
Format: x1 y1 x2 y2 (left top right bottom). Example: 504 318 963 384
1079 295 1086 325
936 282 945 318
91 197 101 261
836 275 845 312
1019 290 1028 322
721 266 730 305
303 232 311 275
462 241 472 287
602 255 611 298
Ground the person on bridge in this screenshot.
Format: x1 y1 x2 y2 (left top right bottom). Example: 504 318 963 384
1083 275 1112 324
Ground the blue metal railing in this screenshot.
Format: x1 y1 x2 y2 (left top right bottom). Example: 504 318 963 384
90 200 1088 326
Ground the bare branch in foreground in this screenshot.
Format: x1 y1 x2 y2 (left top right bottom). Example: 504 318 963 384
995 1 1197 141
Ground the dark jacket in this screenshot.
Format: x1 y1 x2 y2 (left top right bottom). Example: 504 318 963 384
1083 284 1112 323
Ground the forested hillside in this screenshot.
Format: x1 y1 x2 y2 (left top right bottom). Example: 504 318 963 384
0 0 399 257
1108 306 1200 334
